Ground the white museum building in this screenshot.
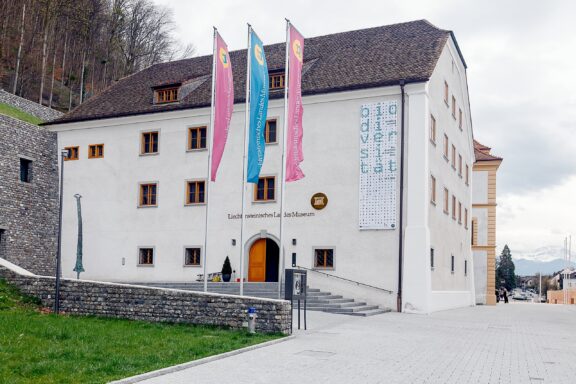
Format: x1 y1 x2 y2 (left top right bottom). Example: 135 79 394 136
45 20 486 313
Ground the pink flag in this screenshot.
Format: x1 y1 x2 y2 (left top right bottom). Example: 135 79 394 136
211 32 234 181
286 25 305 182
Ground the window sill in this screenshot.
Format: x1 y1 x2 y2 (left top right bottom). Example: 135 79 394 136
186 148 207 153
19 181 33 185
443 210 449 215
138 205 158 208
140 152 159 157
183 264 202 268
64 159 79 162
88 157 104 160
458 174 463 178
444 100 449 107
431 267 435 271
443 155 449 162
137 264 155 267
451 166 456 170
253 200 277 204
313 267 335 271
185 202 206 206
430 201 436 206
265 142 279 146
429 139 436 146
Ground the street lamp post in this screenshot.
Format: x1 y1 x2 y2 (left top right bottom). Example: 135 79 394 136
54 149 68 314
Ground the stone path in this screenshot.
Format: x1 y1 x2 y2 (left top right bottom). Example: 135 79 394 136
137 303 576 384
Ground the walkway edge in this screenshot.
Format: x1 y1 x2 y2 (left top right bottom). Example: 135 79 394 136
108 335 296 384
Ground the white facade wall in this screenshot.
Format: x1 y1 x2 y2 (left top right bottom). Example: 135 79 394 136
50 37 475 313
426 40 475 310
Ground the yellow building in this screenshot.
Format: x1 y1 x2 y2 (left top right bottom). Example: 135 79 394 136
472 141 502 305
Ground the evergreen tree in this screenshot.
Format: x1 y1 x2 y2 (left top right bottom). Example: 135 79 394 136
496 245 516 291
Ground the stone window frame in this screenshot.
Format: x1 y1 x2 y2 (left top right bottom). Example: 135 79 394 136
312 247 335 270
137 246 155 267
265 118 278 145
253 175 277 203
140 129 160 156
184 179 206 206
138 181 159 208
64 146 79 161
183 246 202 267
18 155 35 184
187 125 208 152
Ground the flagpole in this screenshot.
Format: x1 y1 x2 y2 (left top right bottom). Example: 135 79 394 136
202 27 218 293
239 24 252 296
278 19 291 299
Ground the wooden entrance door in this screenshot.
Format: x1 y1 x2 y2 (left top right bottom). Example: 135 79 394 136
248 239 266 282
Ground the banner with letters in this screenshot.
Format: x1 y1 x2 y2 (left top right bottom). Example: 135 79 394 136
359 101 398 230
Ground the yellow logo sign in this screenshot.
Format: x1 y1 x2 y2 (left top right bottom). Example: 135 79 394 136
254 44 264 65
292 40 303 62
219 47 230 68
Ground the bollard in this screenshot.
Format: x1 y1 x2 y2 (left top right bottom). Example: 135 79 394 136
247 307 257 334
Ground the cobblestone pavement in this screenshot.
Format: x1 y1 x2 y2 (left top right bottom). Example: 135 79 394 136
138 303 576 384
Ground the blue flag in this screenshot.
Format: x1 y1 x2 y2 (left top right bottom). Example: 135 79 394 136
247 30 269 183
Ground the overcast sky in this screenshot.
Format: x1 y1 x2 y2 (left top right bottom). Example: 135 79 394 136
154 0 576 261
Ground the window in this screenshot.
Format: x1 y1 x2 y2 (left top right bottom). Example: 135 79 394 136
65 146 79 161
451 144 456 169
451 96 456 118
430 248 435 269
184 247 201 266
458 108 463 130
458 201 462 224
254 176 275 202
0 229 5 259
458 154 463 177
265 119 277 144
88 144 104 159
444 81 449 104
471 218 478 245
186 180 206 204
139 247 154 265
269 72 285 90
139 183 158 207
443 135 449 160
155 87 178 103
314 248 334 269
188 127 207 150
451 255 455 273
19 158 32 183
464 260 468 276
429 115 436 144
464 208 469 229
465 164 469 185
443 188 449 214
430 175 436 204
452 195 456 220
141 131 159 154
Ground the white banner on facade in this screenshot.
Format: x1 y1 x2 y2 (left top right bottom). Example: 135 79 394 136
359 101 398 230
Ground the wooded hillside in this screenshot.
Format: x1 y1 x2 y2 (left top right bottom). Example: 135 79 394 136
0 0 193 111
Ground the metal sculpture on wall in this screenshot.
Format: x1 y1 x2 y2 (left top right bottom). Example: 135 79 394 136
73 194 85 279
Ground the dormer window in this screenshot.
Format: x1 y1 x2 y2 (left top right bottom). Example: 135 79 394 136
269 72 285 90
155 87 179 104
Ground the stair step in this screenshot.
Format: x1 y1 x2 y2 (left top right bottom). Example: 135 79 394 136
347 308 392 317
298 298 355 305
324 305 379 313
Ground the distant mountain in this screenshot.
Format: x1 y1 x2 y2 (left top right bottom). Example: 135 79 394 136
513 258 576 276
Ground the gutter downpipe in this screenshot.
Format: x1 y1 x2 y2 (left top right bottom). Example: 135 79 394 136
397 80 406 313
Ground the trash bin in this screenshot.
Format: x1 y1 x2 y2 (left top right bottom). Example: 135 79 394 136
247 307 257 334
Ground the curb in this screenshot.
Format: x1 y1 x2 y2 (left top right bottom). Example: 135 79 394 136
108 335 296 384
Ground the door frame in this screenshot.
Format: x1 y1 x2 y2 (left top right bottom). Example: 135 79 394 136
244 232 281 281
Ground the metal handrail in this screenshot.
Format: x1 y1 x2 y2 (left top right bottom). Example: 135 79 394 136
295 265 393 294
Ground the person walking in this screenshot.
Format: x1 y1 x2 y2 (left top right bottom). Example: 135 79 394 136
503 289 509 303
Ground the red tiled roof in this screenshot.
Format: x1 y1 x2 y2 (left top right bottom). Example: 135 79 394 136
474 140 503 162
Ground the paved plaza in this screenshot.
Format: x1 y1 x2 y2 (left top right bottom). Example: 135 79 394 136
138 303 576 384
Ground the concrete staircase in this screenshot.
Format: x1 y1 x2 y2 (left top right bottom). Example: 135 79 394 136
128 282 390 317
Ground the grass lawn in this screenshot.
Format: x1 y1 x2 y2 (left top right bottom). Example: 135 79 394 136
0 103 44 125
0 279 282 384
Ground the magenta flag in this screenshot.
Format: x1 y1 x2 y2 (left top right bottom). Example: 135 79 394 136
286 25 305 182
211 32 234 181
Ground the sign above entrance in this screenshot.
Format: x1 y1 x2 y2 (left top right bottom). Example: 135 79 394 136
310 193 328 210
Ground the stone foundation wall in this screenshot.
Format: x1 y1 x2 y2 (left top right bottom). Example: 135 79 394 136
0 115 59 275
0 261 291 334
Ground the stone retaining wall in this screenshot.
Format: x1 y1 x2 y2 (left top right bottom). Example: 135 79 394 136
0 261 291 334
0 89 63 122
